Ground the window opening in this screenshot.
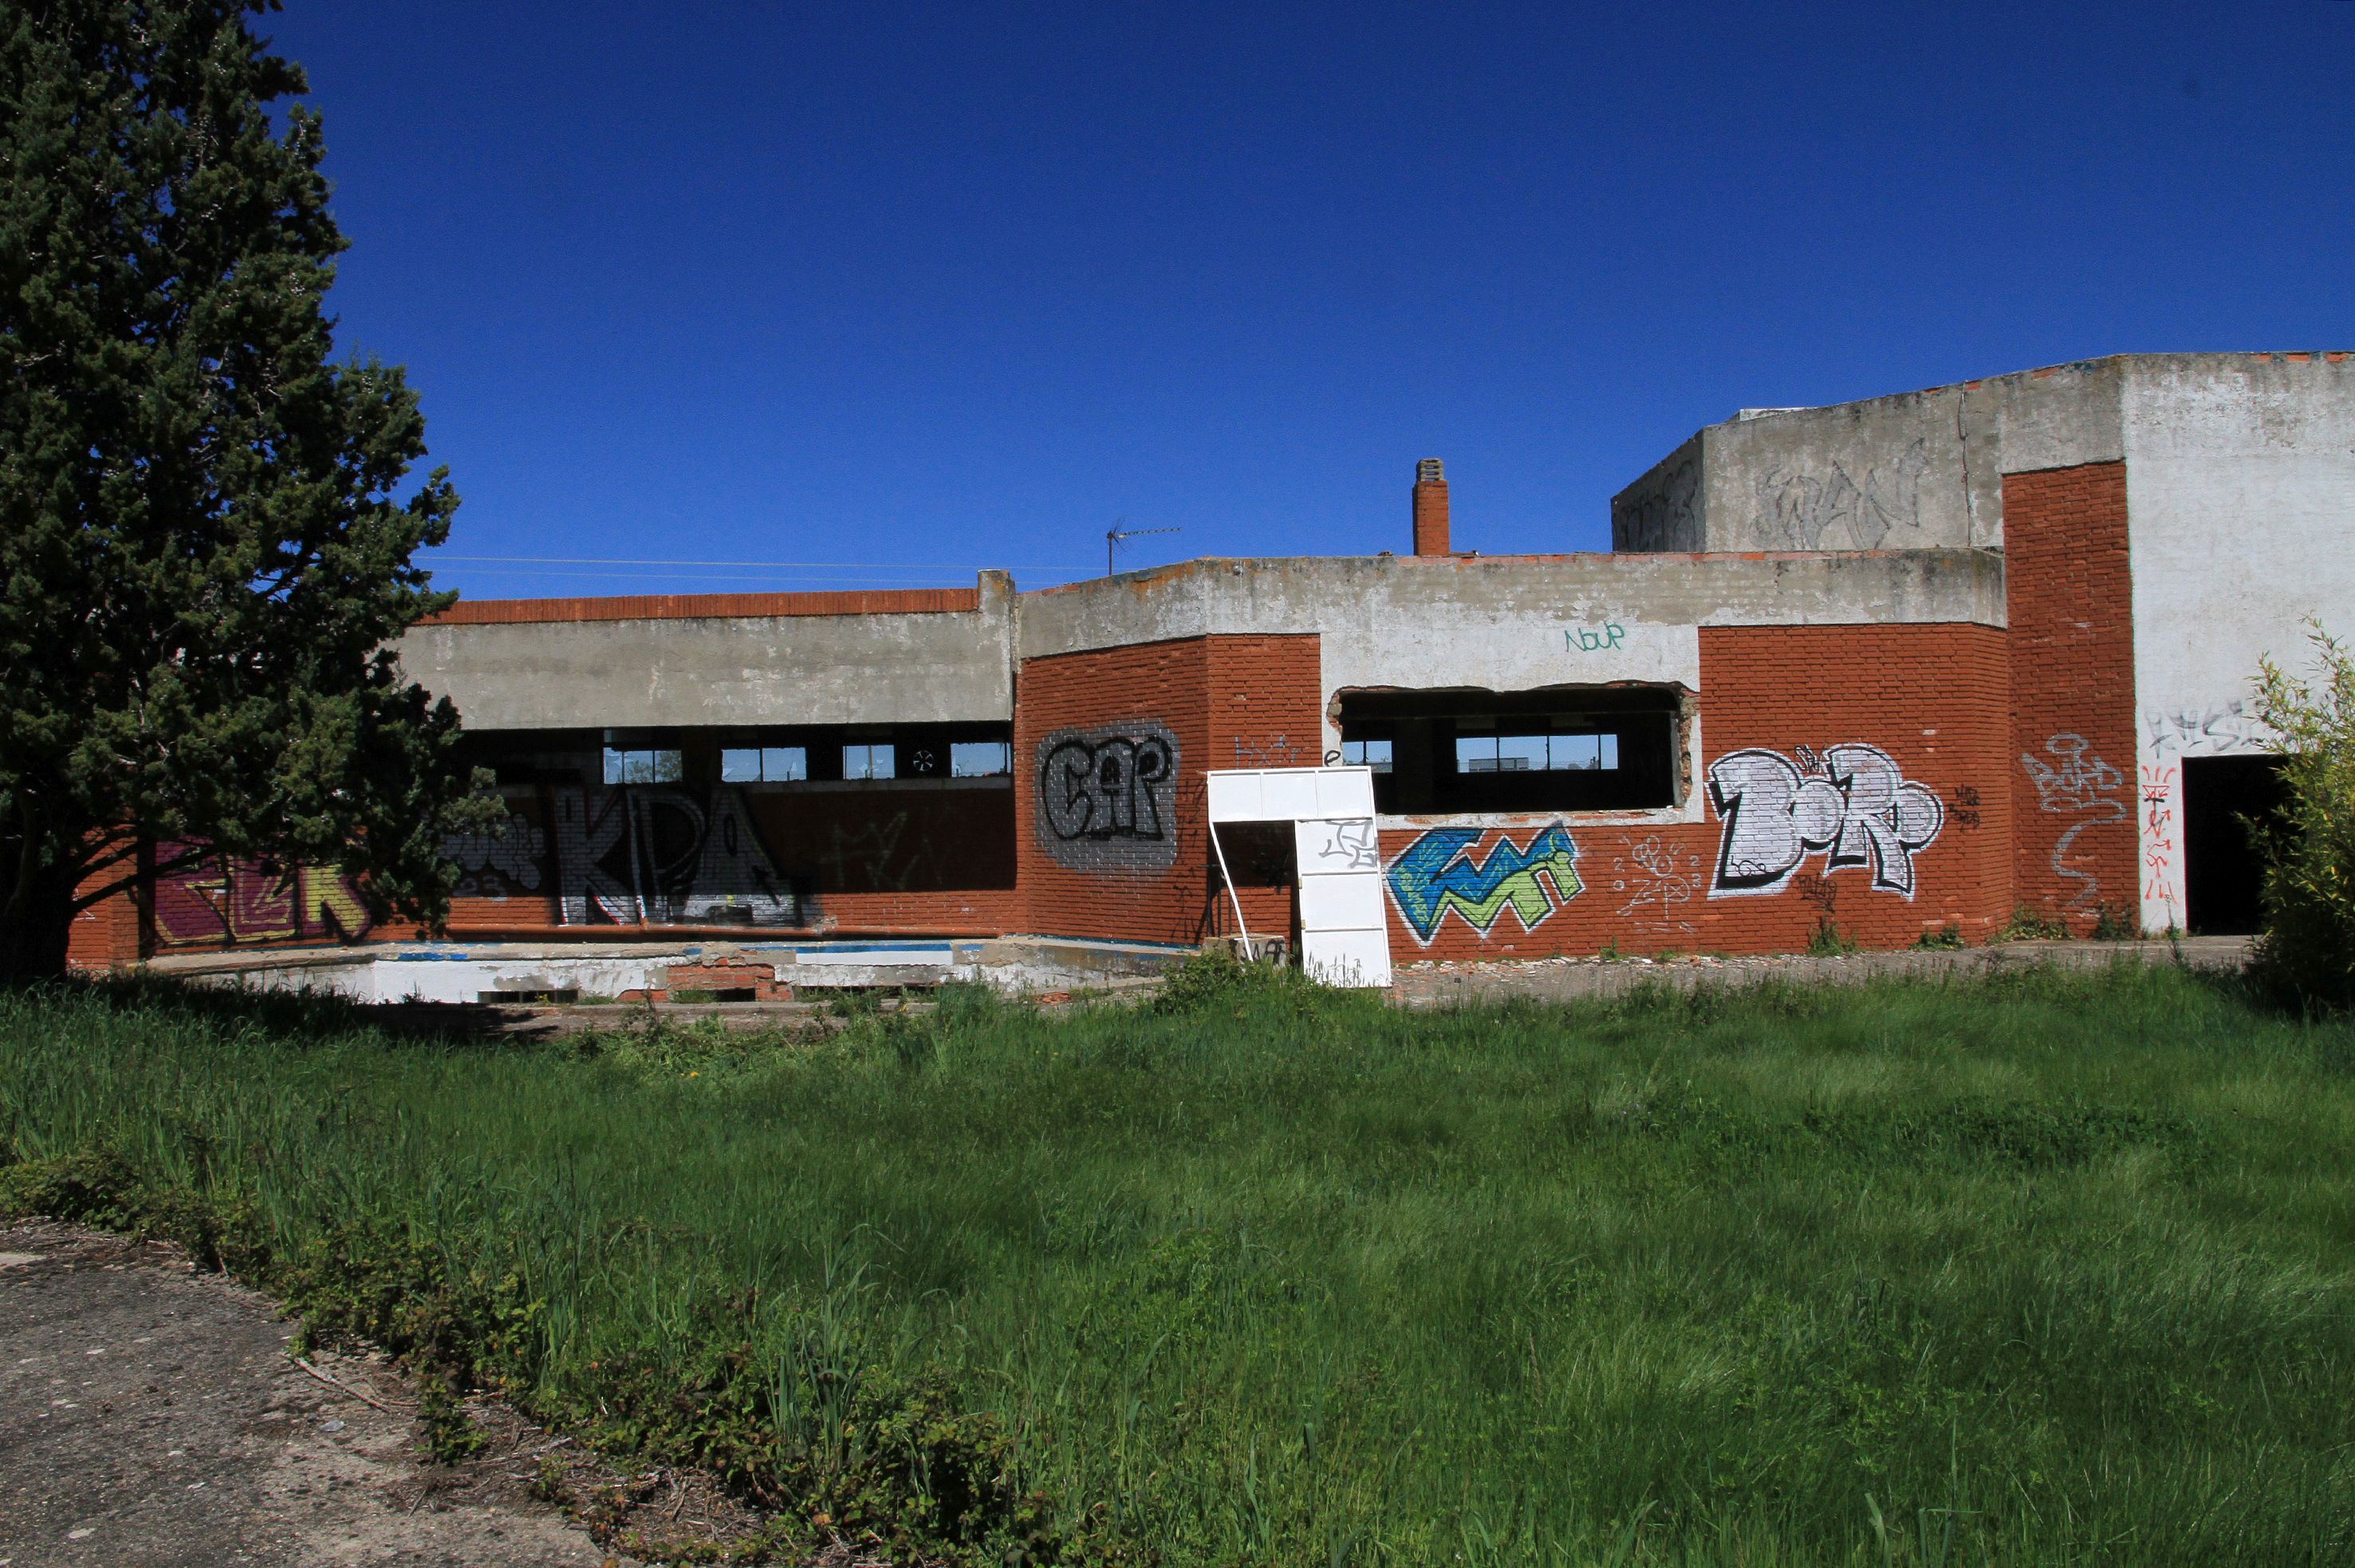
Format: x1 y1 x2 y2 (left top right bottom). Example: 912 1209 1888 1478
603 747 683 785
843 742 896 781
1337 687 1678 814
721 746 808 783
951 740 1012 777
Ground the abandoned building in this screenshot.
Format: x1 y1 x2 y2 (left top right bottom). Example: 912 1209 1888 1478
69 352 2355 983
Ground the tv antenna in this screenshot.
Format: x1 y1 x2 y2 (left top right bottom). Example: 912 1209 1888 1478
1105 520 1180 577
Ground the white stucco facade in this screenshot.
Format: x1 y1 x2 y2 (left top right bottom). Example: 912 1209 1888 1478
2123 357 2355 930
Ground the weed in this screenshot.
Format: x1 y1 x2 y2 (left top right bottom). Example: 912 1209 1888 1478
1995 904 2072 941
529 1451 570 1503
419 1373 486 1464
1806 918 1859 956
2089 902 2140 941
1912 922 1966 951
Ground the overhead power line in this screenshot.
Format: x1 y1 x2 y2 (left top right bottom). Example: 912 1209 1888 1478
439 568 1037 586
431 554 1093 572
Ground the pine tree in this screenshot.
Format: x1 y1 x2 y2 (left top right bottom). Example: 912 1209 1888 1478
0 0 487 977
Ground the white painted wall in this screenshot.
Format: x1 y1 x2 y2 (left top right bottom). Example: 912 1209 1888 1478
2123 357 2355 930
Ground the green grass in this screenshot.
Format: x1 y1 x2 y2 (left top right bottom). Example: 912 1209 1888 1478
5 961 2355 1565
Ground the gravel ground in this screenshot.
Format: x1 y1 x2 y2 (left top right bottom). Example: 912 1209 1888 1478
1388 936 2253 1008
0 1222 628 1568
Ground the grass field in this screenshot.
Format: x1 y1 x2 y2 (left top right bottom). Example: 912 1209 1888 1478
5 960 2354 1565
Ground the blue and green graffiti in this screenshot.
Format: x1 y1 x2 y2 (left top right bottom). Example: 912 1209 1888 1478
1386 825 1583 944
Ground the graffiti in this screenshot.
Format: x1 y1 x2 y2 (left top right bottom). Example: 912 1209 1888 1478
1794 870 1839 916
1609 833 1701 929
1386 824 1582 944
2134 703 2267 929
551 786 797 927
1612 444 1699 552
1949 784 1982 832
1308 818 1379 871
152 857 373 947
2021 734 2126 912
1752 437 1928 550
1231 733 1310 767
1035 723 1181 873
1706 743 1945 899
1565 621 1628 654
443 810 546 896
2140 763 2179 916
2144 700 2269 759
818 812 915 892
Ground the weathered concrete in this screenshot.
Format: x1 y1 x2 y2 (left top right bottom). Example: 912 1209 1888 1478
1018 550 2004 666
1613 357 2134 553
142 934 1191 1004
2122 354 2355 929
399 573 1016 729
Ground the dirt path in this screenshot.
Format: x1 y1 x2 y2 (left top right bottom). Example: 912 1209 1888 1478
0 1222 624 1568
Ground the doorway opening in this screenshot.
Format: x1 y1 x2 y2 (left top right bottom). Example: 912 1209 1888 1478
2181 754 2286 936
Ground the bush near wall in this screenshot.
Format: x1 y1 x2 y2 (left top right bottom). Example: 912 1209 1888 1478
2250 624 2355 1011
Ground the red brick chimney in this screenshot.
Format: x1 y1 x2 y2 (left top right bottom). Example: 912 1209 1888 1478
1412 458 1449 556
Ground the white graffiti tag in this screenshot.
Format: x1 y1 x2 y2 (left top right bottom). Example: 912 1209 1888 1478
2020 733 2126 913
1707 744 1945 900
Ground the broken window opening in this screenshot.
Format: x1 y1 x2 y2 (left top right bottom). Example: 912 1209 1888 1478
1335 686 1681 814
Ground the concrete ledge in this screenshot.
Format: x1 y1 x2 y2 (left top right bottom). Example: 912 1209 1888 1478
1390 937 2252 1009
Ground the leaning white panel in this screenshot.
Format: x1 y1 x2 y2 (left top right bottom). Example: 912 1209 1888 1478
1207 765 1391 989
1298 927 1392 989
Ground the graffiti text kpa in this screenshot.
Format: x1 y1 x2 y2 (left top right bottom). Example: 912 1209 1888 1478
1707 743 1945 899
1565 621 1627 653
1387 825 1582 943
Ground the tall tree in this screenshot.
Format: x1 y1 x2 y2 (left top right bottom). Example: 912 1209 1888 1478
0 0 487 978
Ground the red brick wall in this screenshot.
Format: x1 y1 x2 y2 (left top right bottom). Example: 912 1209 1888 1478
1016 633 1321 944
1379 623 2014 962
65 866 144 972
2003 463 2139 932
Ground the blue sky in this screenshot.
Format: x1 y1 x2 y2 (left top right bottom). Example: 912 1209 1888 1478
270 1 2355 597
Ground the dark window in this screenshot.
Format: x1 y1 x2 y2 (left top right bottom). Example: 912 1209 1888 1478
1337 688 1680 814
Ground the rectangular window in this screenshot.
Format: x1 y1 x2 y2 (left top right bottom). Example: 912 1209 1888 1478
1456 732 1623 774
721 746 808 783
1498 734 1547 772
1550 733 1598 771
843 742 896 781
603 747 682 785
1340 737 1393 773
950 740 1011 778
1337 690 1675 814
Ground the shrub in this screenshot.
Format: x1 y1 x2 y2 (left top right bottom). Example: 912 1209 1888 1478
1148 945 1297 1014
1996 905 2070 942
1806 918 1858 956
2089 901 2140 941
2249 624 2355 1010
